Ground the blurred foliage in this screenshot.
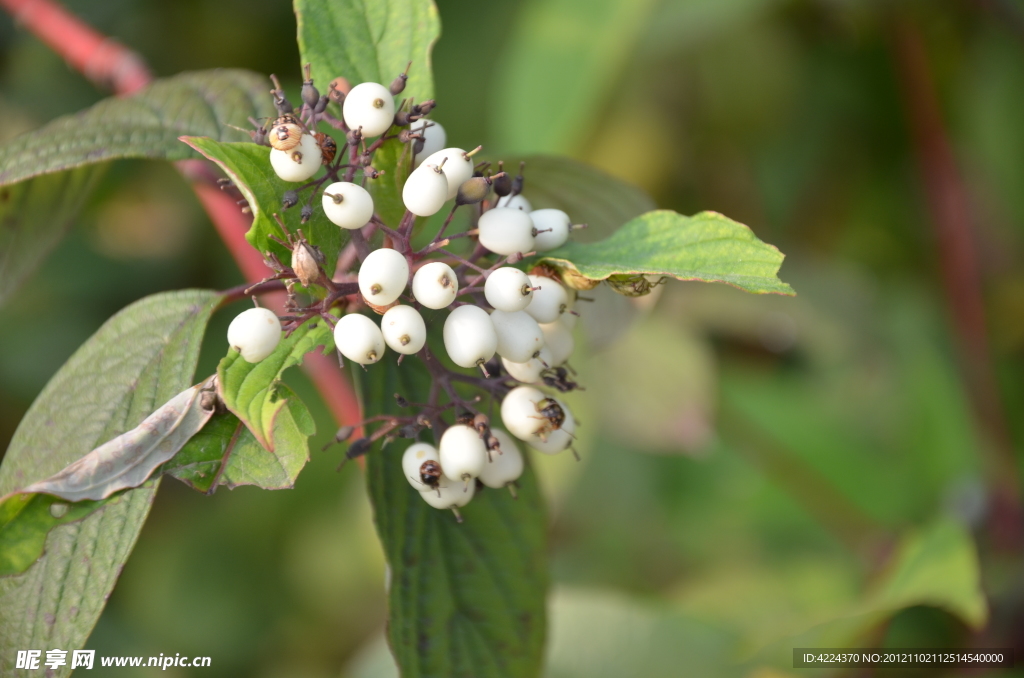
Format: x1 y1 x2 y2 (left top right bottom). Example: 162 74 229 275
2 0 1024 676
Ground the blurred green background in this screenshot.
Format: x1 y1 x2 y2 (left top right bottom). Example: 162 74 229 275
2 0 1024 676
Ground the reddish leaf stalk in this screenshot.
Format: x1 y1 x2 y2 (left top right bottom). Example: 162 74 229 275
1 0 363 431
892 18 1021 545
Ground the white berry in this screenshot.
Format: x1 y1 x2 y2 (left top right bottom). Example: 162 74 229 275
270 133 321 182
530 209 571 251
403 164 449 217
443 304 498 369
381 305 426 355
420 147 474 200
479 429 524 489
322 182 374 230
412 119 447 167
342 82 396 138
402 442 440 490
439 423 488 482
412 261 458 309
478 207 535 256
502 346 553 383
500 386 547 441
334 313 385 365
540 320 574 366
490 310 544 363
358 248 409 306
227 307 282 363
485 267 534 312
497 194 531 212
419 474 475 510
524 275 569 323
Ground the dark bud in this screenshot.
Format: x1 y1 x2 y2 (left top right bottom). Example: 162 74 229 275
359 150 374 166
413 99 436 115
390 62 411 95
301 81 320 109
314 94 330 115
398 128 421 144
249 125 270 147
364 166 383 179
300 203 313 224
346 437 373 460
413 136 425 156
394 109 415 126
397 423 421 438
456 176 492 206
282 190 299 210
493 162 513 196
346 127 363 147
394 393 410 408
512 161 526 196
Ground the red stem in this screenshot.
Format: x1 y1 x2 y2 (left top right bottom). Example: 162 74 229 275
892 18 1021 545
1 0 363 431
0 0 151 95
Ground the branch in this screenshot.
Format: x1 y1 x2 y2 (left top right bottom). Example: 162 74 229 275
0 0 151 95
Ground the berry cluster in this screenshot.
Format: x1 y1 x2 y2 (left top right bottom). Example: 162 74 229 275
225 64 586 520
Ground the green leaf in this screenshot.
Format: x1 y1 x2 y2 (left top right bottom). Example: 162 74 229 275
492 0 660 155
0 494 106 577
0 289 220 676
363 358 548 678
870 518 987 629
293 0 441 229
165 389 316 492
183 138 343 268
294 0 441 107
0 69 274 304
0 70 275 186
212 317 332 489
539 210 794 296
494 155 655 242
0 166 106 306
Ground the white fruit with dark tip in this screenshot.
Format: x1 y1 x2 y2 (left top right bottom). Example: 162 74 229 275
530 209 571 251
334 313 385 365
478 207 535 256
497 194 532 212
342 82 396 137
420 147 474 200
540 320 574 366
402 442 440 490
502 346 553 383
500 386 547 441
529 404 575 455
358 248 409 306
443 305 497 369
322 182 374 229
485 267 534 312
479 429 524 489
227 307 282 363
439 424 487 481
490 310 544 363
412 261 458 309
419 475 475 509
403 164 449 216
412 119 447 166
501 387 575 453
270 133 322 182
381 305 426 354
525 275 569 323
